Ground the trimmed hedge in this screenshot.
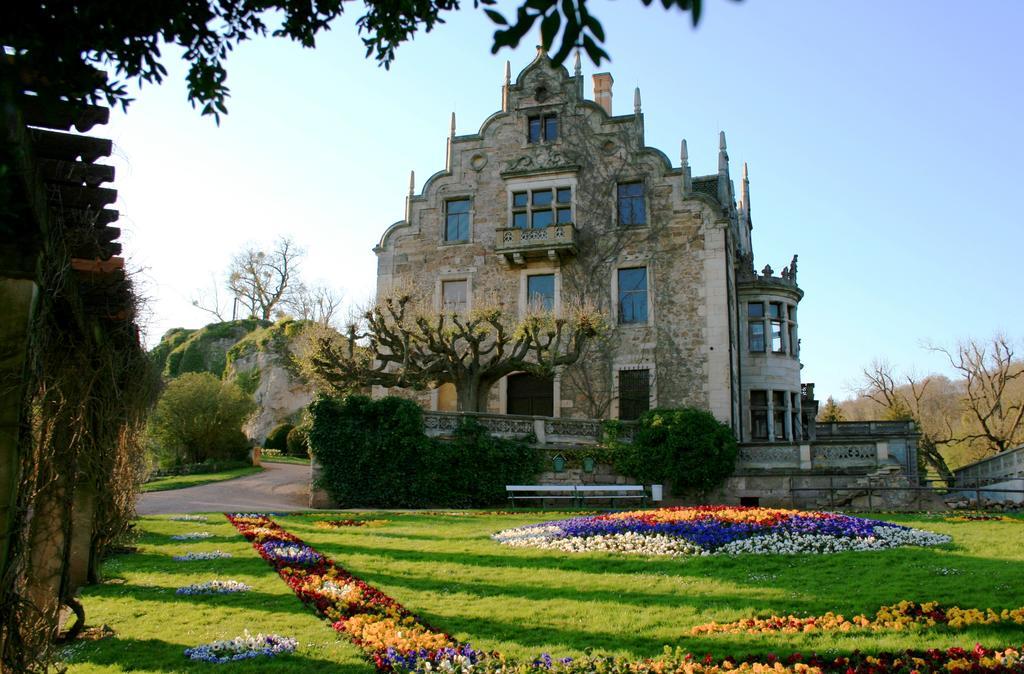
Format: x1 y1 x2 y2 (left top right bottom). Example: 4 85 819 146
615 407 737 493
285 425 309 457
308 395 541 508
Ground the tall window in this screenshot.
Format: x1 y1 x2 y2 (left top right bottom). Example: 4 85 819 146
528 114 558 143
750 390 768 440
445 199 470 242
511 187 572 229
773 390 788 440
618 369 650 420
748 302 765 352
526 274 555 311
769 302 785 353
617 182 646 226
788 305 798 356
617 267 648 324
790 392 800 441
442 280 468 313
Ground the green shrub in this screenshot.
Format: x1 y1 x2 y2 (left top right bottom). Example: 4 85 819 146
265 422 294 451
147 372 255 466
309 395 540 508
285 425 309 457
615 408 737 494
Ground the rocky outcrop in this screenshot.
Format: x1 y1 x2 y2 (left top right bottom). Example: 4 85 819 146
228 347 314 444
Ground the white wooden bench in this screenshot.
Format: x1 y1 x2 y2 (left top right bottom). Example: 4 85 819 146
575 484 647 507
505 484 647 508
505 485 577 508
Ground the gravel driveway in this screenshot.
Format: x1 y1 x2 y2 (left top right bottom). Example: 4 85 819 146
137 462 310 515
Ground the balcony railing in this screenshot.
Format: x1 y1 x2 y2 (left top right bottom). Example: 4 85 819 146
495 224 577 265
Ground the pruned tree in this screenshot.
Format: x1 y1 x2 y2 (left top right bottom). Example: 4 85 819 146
931 335 1024 455
858 359 955 482
304 292 604 412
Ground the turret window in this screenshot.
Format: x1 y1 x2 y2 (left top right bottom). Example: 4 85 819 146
769 302 785 353
750 390 769 440
747 302 765 352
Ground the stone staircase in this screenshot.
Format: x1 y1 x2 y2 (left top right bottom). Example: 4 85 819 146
814 463 916 510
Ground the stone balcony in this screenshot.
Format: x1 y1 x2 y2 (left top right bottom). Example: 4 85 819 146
495 224 577 265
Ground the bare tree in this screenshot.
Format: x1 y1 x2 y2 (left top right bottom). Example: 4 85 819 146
304 292 604 412
283 283 343 327
931 335 1024 455
228 237 302 320
858 360 955 482
191 273 229 321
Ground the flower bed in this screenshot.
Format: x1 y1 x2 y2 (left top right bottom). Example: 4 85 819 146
314 519 389 529
184 632 296 663
225 513 456 668
492 507 951 556
227 513 1022 674
175 579 252 595
173 551 233 561
691 601 1024 635
170 531 213 541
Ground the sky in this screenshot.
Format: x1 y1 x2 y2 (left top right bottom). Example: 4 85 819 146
103 0 1024 403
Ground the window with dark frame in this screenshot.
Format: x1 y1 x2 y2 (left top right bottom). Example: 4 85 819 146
748 302 765 352
769 302 785 353
617 267 648 324
788 305 798 357
773 390 787 440
444 198 470 242
790 392 800 441
526 274 555 311
528 114 558 143
750 390 768 440
617 182 647 226
618 369 650 421
511 187 572 229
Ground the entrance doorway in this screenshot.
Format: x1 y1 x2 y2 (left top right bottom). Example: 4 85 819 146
506 373 554 417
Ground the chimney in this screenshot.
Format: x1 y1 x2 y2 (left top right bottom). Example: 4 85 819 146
592 72 613 115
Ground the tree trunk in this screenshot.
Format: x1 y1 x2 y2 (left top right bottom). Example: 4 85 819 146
456 376 496 413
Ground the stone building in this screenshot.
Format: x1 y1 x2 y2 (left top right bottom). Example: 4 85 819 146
319 48 927 509
375 48 810 445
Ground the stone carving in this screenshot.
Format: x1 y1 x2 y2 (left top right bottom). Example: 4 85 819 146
545 419 602 439
781 255 799 282
737 445 800 466
504 146 572 174
812 444 876 466
761 264 773 277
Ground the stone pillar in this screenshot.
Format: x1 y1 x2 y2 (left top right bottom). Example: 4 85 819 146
533 418 546 444
0 279 37 577
799 443 812 470
876 440 889 464
67 483 96 593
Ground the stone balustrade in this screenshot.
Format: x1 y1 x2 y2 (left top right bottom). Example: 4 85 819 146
954 444 1024 487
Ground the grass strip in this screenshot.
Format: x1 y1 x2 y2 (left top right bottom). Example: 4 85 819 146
141 466 263 492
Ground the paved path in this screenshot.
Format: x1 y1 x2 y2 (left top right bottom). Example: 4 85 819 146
137 462 310 515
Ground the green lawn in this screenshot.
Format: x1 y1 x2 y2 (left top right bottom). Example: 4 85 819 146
262 455 311 465
140 466 263 493
64 511 1024 673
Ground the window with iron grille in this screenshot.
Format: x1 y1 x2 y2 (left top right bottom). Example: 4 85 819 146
618 369 650 421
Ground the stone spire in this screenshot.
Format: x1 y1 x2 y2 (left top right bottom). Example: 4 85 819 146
739 161 751 226
573 50 583 97
680 139 692 193
446 112 456 170
502 60 511 112
405 170 415 222
717 131 732 208
633 87 642 116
